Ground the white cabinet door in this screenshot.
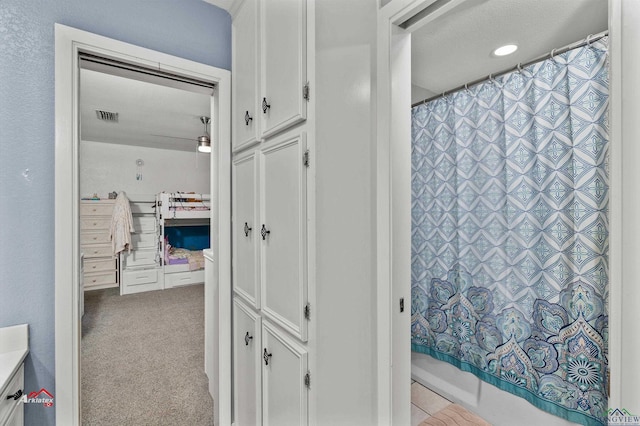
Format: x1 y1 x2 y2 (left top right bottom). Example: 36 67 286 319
233 298 262 426
260 133 308 341
262 321 308 426
260 0 307 138
4 402 24 426
232 0 260 151
233 150 260 308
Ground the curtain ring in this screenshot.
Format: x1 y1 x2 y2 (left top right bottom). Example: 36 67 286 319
488 73 494 84
550 48 557 62
517 63 523 73
586 34 594 46
464 83 470 94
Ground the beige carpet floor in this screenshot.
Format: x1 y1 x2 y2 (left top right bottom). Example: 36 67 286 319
81 285 214 426
419 404 492 426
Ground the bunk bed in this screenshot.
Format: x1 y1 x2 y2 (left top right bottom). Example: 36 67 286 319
157 192 211 289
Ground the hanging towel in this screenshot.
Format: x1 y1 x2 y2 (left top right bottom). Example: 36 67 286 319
109 192 135 255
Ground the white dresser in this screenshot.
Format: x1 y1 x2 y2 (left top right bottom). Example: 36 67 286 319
0 324 28 426
80 199 118 291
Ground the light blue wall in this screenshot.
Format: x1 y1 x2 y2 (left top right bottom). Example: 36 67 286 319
0 1 230 424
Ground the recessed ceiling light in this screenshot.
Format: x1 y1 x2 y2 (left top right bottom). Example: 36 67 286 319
493 44 518 57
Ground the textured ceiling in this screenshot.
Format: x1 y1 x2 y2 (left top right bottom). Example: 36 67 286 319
411 0 608 101
80 69 211 152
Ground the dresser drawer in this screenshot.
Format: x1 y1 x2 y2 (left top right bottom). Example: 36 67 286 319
82 243 113 258
165 270 204 288
0 364 23 426
80 217 111 231
81 230 110 245
80 202 114 217
84 271 117 289
122 249 157 268
84 258 115 273
121 268 163 294
122 268 159 287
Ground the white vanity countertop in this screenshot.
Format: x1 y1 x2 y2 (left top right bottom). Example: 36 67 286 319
0 324 29 396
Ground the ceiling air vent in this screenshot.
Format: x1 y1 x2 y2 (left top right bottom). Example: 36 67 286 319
96 110 119 122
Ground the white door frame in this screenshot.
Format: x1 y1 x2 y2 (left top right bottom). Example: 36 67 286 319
376 0 626 422
54 24 231 425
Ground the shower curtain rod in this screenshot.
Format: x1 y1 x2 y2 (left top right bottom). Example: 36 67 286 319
411 30 609 107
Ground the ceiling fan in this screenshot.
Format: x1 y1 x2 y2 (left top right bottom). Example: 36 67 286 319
152 115 211 153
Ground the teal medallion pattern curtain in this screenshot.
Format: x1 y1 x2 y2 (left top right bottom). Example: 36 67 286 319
411 37 609 425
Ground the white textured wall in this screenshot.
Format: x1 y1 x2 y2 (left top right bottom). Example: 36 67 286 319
80 140 210 198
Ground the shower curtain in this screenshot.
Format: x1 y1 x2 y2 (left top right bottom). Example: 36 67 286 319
411 37 609 426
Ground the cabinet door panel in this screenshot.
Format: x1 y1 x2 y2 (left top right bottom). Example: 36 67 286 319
232 0 260 151
262 321 308 426
233 298 262 426
5 402 23 426
260 133 307 341
260 0 307 138
233 151 260 308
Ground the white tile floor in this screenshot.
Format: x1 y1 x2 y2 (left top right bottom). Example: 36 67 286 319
410 380 452 426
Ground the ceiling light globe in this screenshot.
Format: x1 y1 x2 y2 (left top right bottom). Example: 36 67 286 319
493 44 518 57
197 136 211 153
198 143 211 153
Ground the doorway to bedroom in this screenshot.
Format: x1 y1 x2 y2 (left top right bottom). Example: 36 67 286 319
54 25 231 425
78 54 214 424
